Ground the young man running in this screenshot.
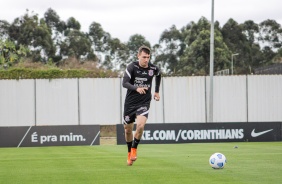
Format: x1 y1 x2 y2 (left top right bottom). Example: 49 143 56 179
122 45 161 166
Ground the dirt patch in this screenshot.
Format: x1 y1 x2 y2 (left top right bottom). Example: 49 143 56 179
100 125 116 137
100 125 117 145
100 137 117 145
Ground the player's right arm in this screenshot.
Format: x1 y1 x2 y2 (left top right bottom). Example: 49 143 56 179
122 63 137 91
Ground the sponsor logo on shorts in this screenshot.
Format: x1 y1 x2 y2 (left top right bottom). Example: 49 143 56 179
125 116 130 122
137 107 148 111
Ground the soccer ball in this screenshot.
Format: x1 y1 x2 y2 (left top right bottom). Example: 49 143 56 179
209 153 227 169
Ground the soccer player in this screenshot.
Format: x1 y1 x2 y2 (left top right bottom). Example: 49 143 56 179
122 45 161 166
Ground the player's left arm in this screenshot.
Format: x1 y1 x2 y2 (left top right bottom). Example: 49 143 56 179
154 70 161 101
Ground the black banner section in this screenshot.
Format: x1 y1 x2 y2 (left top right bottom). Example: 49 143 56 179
0 126 31 147
117 122 281 144
0 125 100 147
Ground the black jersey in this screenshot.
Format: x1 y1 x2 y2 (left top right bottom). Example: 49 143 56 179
122 61 161 107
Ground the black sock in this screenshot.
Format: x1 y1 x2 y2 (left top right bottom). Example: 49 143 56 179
127 141 132 152
132 138 140 149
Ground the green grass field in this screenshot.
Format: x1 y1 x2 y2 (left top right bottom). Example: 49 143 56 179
1 142 282 184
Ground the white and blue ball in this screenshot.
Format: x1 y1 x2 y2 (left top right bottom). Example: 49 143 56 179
209 153 227 169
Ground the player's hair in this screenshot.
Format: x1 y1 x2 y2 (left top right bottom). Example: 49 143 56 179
138 45 151 55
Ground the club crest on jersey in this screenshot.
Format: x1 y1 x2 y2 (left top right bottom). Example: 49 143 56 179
148 70 154 76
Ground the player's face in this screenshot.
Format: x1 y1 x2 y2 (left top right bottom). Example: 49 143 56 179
138 51 150 68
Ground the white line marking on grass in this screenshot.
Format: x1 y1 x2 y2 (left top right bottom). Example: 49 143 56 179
17 126 32 148
90 131 100 146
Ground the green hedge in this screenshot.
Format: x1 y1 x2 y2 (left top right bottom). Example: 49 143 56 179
0 68 119 79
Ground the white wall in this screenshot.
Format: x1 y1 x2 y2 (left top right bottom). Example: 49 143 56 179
248 75 282 122
0 75 281 126
163 77 206 123
206 76 247 122
79 78 121 125
35 79 79 125
0 79 35 126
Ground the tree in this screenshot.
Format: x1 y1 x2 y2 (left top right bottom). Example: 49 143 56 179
43 8 66 63
8 10 55 62
221 18 253 74
175 17 230 75
88 22 112 68
240 20 263 73
66 17 81 30
273 48 282 63
179 28 230 75
88 22 129 70
185 17 211 46
57 16 95 61
156 25 183 74
44 8 61 29
60 29 92 60
259 19 282 50
88 22 109 52
126 34 151 66
242 20 259 45
0 39 29 67
107 38 129 71
0 20 10 40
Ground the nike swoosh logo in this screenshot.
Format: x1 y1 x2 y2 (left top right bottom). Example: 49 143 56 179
251 129 273 137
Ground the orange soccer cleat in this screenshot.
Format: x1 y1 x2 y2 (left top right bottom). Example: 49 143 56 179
130 148 137 161
127 152 133 166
